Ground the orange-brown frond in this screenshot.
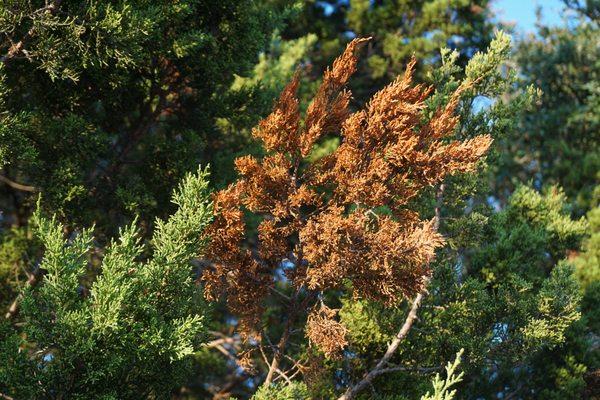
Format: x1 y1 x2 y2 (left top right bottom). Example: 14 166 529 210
419 79 473 142
258 219 290 261
329 37 371 85
225 255 271 340
252 71 301 153
300 38 370 156
235 153 292 216
301 210 444 303
206 182 245 258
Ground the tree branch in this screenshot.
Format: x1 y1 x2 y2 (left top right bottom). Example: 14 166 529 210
338 286 428 400
86 59 183 189
262 291 316 387
338 183 445 400
0 173 37 192
263 299 296 386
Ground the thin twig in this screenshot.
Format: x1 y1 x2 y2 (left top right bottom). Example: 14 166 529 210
205 336 240 349
214 344 237 363
372 365 441 376
273 367 293 385
5 266 40 320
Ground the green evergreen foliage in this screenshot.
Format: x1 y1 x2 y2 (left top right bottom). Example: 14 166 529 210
470 186 587 285
0 0 283 229
573 202 600 291
525 189 600 400
0 167 213 399
420 350 464 400
251 382 311 400
573 197 600 334
0 225 37 310
486 2 600 396
0 4 287 390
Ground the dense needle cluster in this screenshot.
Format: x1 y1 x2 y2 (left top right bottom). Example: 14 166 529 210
202 38 492 344
306 303 348 358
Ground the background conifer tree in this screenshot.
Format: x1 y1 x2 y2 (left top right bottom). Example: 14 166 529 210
491 1 600 396
496 0 599 211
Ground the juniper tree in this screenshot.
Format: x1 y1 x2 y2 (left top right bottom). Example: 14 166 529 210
0 167 213 399
491 1 600 396
313 34 586 400
197 29 592 400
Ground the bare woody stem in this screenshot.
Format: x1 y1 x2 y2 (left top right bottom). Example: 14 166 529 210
263 316 292 386
338 286 428 400
263 291 315 387
338 184 445 400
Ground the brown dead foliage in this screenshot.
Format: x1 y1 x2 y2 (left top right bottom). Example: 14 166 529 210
202 38 492 349
306 304 348 359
